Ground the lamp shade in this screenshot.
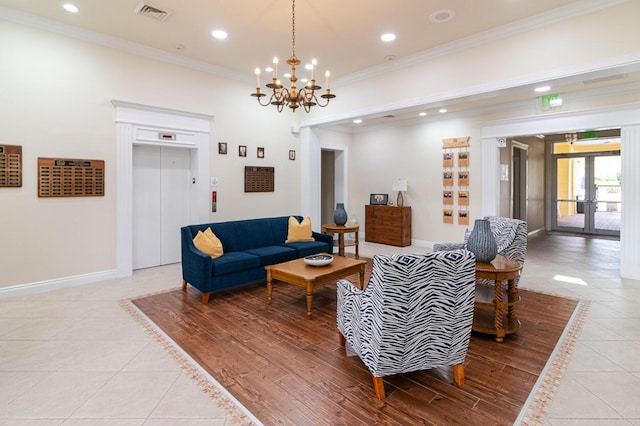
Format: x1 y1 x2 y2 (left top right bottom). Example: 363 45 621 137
392 178 407 192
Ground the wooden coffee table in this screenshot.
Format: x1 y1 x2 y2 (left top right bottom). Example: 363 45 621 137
265 254 367 319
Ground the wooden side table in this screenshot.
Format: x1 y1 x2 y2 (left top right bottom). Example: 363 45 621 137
322 223 359 259
473 255 522 342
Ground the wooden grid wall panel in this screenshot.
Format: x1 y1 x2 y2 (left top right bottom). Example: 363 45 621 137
38 158 105 197
0 145 22 188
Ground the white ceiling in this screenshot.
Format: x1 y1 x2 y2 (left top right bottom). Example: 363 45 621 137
0 0 603 80
1 0 639 129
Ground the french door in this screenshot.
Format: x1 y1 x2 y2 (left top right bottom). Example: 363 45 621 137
553 152 620 236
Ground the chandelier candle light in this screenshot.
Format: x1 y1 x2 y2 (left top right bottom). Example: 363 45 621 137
251 0 335 112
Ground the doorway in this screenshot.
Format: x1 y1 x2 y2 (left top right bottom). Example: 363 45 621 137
320 147 347 225
511 142 528 221
552 151 621 236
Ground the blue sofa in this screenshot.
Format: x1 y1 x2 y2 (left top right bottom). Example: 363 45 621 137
181 216 333 304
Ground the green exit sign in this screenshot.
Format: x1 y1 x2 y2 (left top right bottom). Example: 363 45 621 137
541 93 563 110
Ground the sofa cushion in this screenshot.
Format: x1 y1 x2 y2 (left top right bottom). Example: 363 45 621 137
211 251 261 276
245 245 297 266
193 229 224 258
285 216 315 243
283 241 332 257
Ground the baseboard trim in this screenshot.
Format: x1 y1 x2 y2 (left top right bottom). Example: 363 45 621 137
0 270 118 298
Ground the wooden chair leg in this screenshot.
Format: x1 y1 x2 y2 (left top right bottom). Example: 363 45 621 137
372 375 385 399
181 280 187 291
338 332 346 347
201 292 211 305
453 364 465 386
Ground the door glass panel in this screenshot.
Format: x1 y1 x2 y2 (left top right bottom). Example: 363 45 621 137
593 155 621 232
556 157 586 229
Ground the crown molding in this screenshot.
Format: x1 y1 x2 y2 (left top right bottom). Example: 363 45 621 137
2 1 631 89
301 51 640 130
333 0 631 87
0 6 251 84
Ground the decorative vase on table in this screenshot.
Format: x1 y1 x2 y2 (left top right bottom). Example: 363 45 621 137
333 203 348 226
466 219 498 263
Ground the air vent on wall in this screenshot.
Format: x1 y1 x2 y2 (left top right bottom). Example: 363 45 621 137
134 1 171 21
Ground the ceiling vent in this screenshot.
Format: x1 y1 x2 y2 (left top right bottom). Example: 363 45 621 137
134 1 171 21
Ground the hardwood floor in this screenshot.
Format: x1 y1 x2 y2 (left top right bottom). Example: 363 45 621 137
133 261 580 426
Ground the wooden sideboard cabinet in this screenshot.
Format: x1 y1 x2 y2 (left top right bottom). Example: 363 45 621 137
365 205 412 247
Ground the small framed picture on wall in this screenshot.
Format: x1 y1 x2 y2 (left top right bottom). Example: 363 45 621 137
443 209 454 224
218 142 227 155
443 152 454 168
239 145 247 157
289 150 296 160
257 147 265 158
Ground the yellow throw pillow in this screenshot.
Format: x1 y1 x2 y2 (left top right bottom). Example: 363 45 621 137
193 228 224 259
285 216 315 243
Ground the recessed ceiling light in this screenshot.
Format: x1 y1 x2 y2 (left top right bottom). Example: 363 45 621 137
265 66 273 73
283 72 292 78
429 9 455 23
439 108 447 113
381 33 396 42
535 85 551 92
419 112 427 116
211 30 228 40
63 3 78 13
353 119 363 124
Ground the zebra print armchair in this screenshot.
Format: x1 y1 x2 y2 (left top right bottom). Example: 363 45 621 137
433 216 527 280
336 250 476 399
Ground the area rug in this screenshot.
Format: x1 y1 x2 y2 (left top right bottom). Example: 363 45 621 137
123 270 587 426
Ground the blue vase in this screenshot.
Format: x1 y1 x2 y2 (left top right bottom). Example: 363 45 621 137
466 219 497 263
333 203 348 226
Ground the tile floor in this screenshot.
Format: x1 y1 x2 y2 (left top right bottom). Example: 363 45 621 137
0 233 639 425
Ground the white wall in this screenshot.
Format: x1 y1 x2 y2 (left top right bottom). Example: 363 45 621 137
346 119 482 246
0 21 300 288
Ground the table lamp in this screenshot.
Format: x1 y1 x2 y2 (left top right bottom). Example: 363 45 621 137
392 178 407 207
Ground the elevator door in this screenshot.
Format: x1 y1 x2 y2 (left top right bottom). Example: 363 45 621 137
132 145 191 269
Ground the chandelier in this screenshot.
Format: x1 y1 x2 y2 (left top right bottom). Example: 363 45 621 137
250 0 335 112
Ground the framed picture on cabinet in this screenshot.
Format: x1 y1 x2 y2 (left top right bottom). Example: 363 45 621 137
369 193 389 205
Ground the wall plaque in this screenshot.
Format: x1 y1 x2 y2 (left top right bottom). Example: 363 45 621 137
0 144 22 188
38 157 105 197
244 166 274 192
